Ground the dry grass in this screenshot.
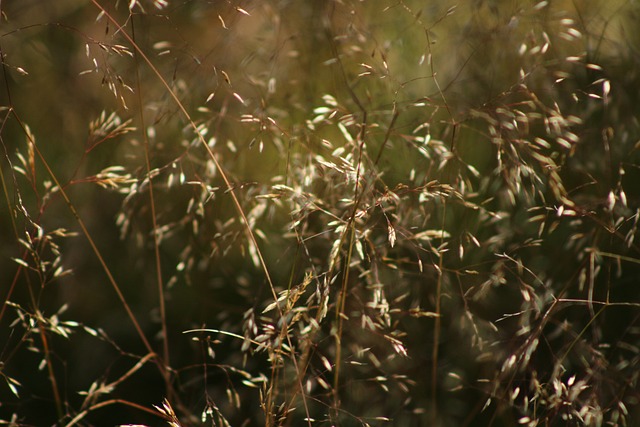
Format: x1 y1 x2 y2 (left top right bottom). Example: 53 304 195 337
1 1 640 426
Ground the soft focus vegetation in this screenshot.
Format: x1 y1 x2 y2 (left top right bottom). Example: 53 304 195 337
2 1 640 426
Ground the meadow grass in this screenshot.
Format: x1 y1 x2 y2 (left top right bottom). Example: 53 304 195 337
1 1 640 426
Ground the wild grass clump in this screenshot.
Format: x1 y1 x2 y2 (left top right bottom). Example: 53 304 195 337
1 1 640 426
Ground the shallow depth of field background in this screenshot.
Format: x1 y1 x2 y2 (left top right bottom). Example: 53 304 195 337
2 1 640 426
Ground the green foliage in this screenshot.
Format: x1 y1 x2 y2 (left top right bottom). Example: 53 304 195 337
1 1 640 426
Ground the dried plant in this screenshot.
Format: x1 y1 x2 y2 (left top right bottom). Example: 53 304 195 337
1 1 640 426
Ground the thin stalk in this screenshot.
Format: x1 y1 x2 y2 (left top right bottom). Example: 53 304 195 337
130 15 171 388
37 318 64 419
332 222 356 404
65 398 162 427
431 199 447 425
332 123 367 415
322 13 369 418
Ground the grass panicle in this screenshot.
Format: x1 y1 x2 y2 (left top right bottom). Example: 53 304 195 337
1 1 640 426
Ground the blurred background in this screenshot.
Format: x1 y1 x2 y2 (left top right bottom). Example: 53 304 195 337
1 1 640 426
